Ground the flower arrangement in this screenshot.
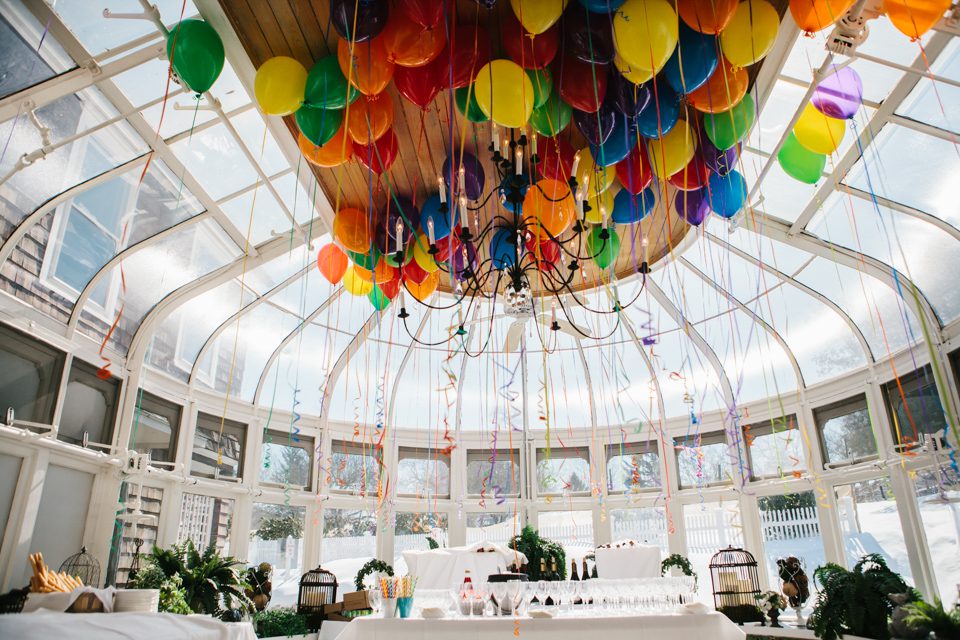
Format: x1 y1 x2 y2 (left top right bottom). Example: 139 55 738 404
756 590 787 613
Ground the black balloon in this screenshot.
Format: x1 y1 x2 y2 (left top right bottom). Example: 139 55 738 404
331 0 389 43
607 69 652 119
573 102 617 146
561 4 615 64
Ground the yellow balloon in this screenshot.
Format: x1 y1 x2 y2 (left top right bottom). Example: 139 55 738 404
412 232 439 273
509 0 569 34
255 56 308 116
343 265 373 296
473 59 535 128
647 120 696 179
575 147 616 200
720 0 780 68
613 0 679 74
614 55 653 85
584 185 617 225
794 103 845 155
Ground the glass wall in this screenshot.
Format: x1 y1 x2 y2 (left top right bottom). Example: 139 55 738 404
321 508 377 592
757 491 825 603
248 503 305 607
835 478 913 582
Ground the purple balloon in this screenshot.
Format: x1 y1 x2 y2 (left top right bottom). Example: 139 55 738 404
442 152 485 201
331 0 389 43
812 66 862 120
574 102 617 146
561 5 615 64
373 196 419 249
675 189 709 226
698 137 740 176
607 69 651 118
451 241 478 280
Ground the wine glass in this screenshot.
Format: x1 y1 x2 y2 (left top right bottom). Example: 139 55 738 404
368 588 382 616
536 580 548 607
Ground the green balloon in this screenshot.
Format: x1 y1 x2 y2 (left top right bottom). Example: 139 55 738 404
304 56 359 110
704 98 757 151
778 132 826 184
369 285 391 310
454 86 488 123
526 68 553 109
166 20 224 94
296 105 343 146
586 225 621 270
385 242 414 268
348 246 381 271
530 90 571 137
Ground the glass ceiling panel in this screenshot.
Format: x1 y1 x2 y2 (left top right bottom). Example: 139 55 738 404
583 335 658 427
460 346 530 432
740 149 822 224
527 345 593 431
808 191 960 324
230 110 288 177
897 39 959 134
220 187 289 247
272 172 318 226
393 343 465 430
0 6 75 100
746 81 806 154
170 122 258 199
113 58 182 108
271 272 334 317
241 243 317 294
715 226 813 276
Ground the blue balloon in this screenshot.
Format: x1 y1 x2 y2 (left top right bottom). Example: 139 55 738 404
499 173 529 216
663 23 719 95
590 113 637 167
634 79 680 139
419 194 458 242
612 187 655 224
707 171 748 218
577 0 626 11
491 228 517 269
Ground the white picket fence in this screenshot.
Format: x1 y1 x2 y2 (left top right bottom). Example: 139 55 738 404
759 506 820 541
537 521 594 550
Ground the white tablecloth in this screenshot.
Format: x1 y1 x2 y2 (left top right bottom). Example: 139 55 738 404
0 611 257 640
318 620 349 640
334 612 744 640
594 544 661 579
403 543 527 589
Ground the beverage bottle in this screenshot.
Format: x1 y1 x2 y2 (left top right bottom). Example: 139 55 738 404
570 559 579 581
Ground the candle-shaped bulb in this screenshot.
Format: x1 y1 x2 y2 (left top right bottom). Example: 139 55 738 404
492 124 500 153
515 148 523 176
531 134 538 156
601 205 608 228
438 175 446 203
395 220 403 253
551 301 557 324
642 236 649 262
459 195 467 221
458 165 466 194
571 150 582 178
427 218 435 245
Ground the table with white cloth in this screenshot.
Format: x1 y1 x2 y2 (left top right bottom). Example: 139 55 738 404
594 543 661 579
0 611 257 640
333 612 744 640
402 542 527 590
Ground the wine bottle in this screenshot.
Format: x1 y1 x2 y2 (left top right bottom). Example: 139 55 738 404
551 558 559 581
582 559 590 581
571 559 580 581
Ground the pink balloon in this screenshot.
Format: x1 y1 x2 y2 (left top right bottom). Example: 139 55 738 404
812 66 863 120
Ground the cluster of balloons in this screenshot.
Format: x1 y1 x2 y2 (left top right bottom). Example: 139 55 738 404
166 20 225 95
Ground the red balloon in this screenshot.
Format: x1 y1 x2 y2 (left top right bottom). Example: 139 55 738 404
502 11 558 70
556 55 607 113
668 155 711 191
525 234 561 269
396 0 444 29
353 129 398 175
537 135 576 183
394 60 443 108
379 278 402 300
434 233 463 263
446 25 491 88
403 257 430 284
616 143 653 195
382 9 446 67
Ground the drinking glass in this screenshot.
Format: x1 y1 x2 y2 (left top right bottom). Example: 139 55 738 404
368 588 382 615
537 580 548 606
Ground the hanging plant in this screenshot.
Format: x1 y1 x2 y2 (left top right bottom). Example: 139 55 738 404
661 553 697 588
354 559 393 591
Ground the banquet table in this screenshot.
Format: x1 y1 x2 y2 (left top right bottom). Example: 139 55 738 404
0 611 257 640
403 542 527 589
332 612 745 640
594 543 661 579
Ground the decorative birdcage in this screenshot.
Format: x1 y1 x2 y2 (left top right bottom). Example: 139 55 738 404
709 546 762 624
59 547 101 588
297 566 337 630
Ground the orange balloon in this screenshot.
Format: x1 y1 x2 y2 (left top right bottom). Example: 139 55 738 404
347 92 395 145
788 0 857 33
299 128 353 167
884 0 951 39
380 278 401 299
373 256 398 283
687 56 748 114
333 207 370 254
337 36 395 95
353 264 374 282
381 11 446 67
317 243 349 284
406 269 440 301
677 0 739 34
522 178 576 238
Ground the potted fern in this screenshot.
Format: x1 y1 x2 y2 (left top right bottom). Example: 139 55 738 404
902 598 960 640
508 526 566 580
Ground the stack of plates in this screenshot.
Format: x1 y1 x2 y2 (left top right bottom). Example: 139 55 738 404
114 589 159 613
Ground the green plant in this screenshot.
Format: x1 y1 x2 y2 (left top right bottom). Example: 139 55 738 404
809 553 910 640
426 536 440 550
661 553 696 585
128 565 191 614
756 590 787 613
354 559 393 591
508 526 566 581
252 515 303 541
254 607 309 638
903 598 960 640
144 540 253 616
718 603 765 624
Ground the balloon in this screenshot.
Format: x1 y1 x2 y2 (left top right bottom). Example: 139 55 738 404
503 11 558 69
663 22 719 94
616 142 653 194
706 170 748 218
703 97 756 150
634 81 681 139
406 269 439 301
379 278 402 299
613 55 653 85
612 0 679 74
789 0 857 33
385 241 414 267
687 56 748 114
698 136 739 175
255 57 307 116
778 132 826 184
412 233 439 272
677 0 738 34
166 20 224 94
421 195 459 242
305 56 359 109
474 59 536 128
523 178 576 238
555 55 608 113
317 243 349 284
530 89 572 136
794 102 845 154
647 120 696 179
510 0 568 34
296 105 342 146
374 196 420 248
382 10 446 67
347 92 394 145
499 172 529 216
442 152 485 200
537 135 576 182
587 225 621 269
583 186 616 224
394 60 442 108
331 0 389 42
369 284 391 309
434 233 463 263
525 234 561 269
668 154 711 190
576 147 617 197
612 187 655 224
574 102 617 146
562 4 616 64
490 228 517 269
397 0 443 28
353 128 398 174
333 208 369 253
720 0 780 67
607 69 652 118
299 128 352 167
812 66 863 120
675 189 710 225
337 37 394 95
402 254 430 284
343 265 374 296
579 0 626 11
455 85 490 122
527 69 554 109
450 241 478 280
446 25 492 89
348 246 381 271
590 113 638 167
886 0 951 38
374 257 398 283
